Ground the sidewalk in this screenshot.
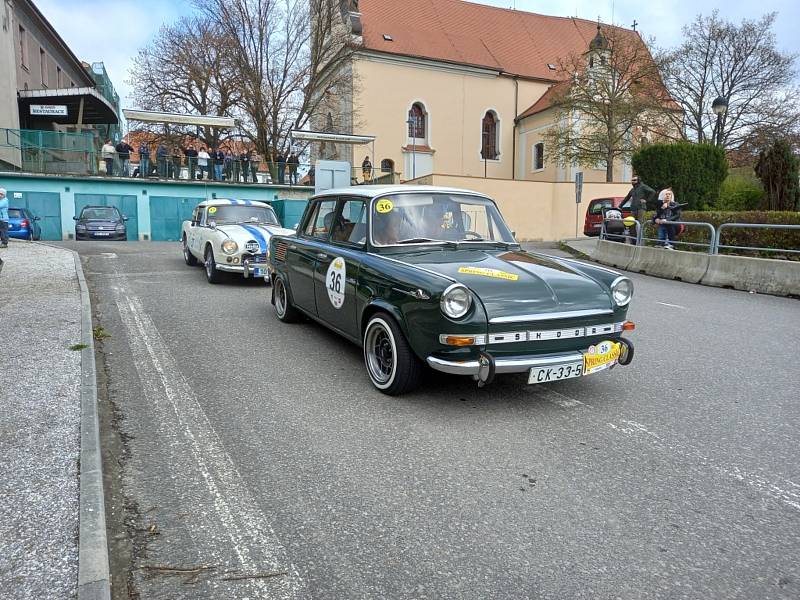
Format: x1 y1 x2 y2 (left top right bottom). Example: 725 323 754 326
0 241 84 599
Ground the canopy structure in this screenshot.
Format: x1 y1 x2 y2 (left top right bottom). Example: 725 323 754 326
18 87 119 126
122 109 237 129
290 130 375 145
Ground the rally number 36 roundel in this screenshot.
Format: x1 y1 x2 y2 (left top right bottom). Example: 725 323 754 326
326 257 346 309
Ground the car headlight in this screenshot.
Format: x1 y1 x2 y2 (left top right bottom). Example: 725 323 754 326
76 224 86 230
440 284 472 319
115 224 125 232
611 276 633 306
221 239 238 255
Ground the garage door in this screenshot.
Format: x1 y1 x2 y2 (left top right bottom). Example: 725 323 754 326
149 196 203 241
10 191 62 240
74 194 138 240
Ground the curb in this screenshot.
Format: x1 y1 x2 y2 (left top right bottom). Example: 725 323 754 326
34 243 112 599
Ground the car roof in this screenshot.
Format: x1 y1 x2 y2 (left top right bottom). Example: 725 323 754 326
81 205 119 209
197 199 271 207
311 185 493 200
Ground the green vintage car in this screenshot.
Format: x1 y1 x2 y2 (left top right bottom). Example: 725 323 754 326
268 186 635 395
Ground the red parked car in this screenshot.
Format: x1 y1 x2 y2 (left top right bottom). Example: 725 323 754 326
583 196 632 237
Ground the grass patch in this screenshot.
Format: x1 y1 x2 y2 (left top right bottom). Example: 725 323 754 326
93 326 111 340
69 343 89 351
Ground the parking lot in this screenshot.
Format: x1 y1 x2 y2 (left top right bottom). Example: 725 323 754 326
67 240 800 600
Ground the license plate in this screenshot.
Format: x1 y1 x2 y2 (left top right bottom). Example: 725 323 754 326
583 340 621 374
94 232 110 236
253 267 263 277
528 361 583 384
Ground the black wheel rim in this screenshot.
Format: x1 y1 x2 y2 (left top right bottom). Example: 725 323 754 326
205 252 213 277
365 322 394 384
275 279 287 316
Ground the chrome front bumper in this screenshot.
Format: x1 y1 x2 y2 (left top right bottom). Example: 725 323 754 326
427 351 585 376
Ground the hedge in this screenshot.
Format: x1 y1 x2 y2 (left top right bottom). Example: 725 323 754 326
632 143 728 210
641 211 800 258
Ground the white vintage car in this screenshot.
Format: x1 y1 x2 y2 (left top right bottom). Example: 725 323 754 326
181 199 295 283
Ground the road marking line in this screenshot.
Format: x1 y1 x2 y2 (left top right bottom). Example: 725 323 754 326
608 419 800 512
537 387 591 409
656 301 687 309
113 284 309 598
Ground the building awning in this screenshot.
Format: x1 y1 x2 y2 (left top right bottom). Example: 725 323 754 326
290 130 376 145
122 109 237 128
18 87 119 125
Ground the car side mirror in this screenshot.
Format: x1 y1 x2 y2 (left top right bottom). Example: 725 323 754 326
73 216 78 220
34 216 41 221
209 221 217 229
123 216 129 221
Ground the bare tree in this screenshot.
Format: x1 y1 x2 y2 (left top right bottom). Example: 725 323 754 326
543 26 679 182
192 0 357 161
660 12 799 149
127 16 241 149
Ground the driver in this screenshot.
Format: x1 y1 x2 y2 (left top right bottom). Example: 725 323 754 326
372 209 403 245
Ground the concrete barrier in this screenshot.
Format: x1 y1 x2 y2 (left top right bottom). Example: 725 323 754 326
591 239 637 270
631 246 710 284
702 254 800 296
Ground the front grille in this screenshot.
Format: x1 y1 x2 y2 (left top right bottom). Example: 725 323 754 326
245 240 260 253
274 241 287 262
244 253 267 263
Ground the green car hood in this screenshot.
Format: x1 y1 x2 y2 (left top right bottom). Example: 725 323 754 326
398 248 613 320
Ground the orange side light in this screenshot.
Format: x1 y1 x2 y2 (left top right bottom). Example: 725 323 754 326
623 321 636 331
444 336 476 346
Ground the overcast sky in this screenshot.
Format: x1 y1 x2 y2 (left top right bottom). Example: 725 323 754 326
36 0 800 114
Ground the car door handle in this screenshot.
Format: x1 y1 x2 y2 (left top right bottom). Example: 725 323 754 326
316 252 328 259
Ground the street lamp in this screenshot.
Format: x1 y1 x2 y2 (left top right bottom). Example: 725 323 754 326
406 116 416 179
711 96 728 146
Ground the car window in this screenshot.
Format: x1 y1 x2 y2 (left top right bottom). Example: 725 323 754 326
303 199 337 239
619 198 631 210
8 209 23 219
588 200 612 215
81 207 120 220
204 204 278 225
331 199 367 246
191 207 203 225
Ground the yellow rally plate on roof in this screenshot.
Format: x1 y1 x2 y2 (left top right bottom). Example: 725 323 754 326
457 266 519 281
208 206 217 214
375 199 394 213
583 340 621 375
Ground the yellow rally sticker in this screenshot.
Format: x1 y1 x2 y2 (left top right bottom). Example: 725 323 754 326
208 206 217 214
375 199 394 213
334 258 343 268
583 341 621 374
457 266 519 281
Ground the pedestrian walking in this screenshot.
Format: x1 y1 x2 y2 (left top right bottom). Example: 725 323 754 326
277 151 286 184
288 152 299 185
184 145 198 180
653 188 680 249
0 188 9 248
156 143 168 178
101 139 116 176
623 175 656 224
198 147 210 180
138 142 150 178
115 139 134 177
362 155 372 182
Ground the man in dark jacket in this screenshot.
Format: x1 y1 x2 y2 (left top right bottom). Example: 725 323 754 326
115 140 134 177
184 145 198 180
156 144 168 178
138 142 150 178
623 175 656 221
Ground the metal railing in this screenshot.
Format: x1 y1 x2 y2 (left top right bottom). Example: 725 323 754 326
0 127 98 175
712 223 800 256
600 218 800 257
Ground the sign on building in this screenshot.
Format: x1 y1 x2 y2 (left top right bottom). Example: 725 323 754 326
30 105 68 116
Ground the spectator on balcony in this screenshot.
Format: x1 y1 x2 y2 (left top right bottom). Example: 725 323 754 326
362 156 372 182
251 152 261 183
240 151 251 183
138 142 150 178
224 150 234 181
184 145 198 180
156 143 168 178
115 140 134 177
212 148 225 181
198 147 210 180
171 147 182 179
277 151 286 184
288 152 299 185
101 140 116 176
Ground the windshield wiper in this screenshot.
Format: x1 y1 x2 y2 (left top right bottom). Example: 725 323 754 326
396 238 458 247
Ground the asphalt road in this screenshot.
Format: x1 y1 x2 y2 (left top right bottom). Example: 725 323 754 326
67 241 800 600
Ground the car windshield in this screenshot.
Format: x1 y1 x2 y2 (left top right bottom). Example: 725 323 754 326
206 205 278 225
371 192 516 246
81 207 119 220
8 209 23 218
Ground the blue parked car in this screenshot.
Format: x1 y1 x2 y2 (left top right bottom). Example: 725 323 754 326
8 207 42 240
